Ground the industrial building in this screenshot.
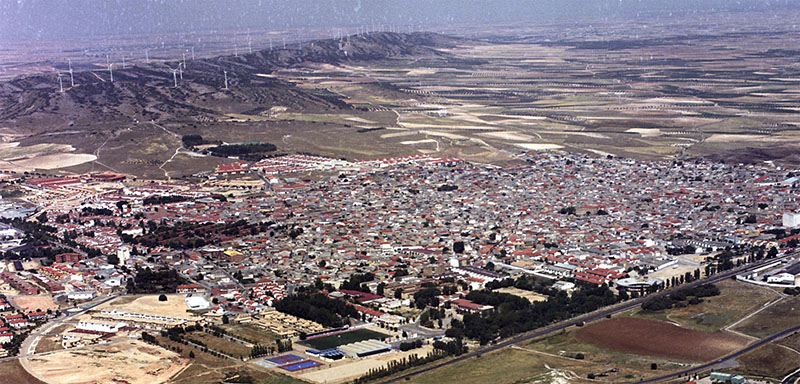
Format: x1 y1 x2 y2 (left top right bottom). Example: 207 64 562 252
338 339 391 359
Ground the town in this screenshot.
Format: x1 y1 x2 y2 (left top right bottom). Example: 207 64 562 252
0 149 799 383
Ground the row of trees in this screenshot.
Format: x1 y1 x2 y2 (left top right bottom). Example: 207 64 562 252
450 284 621 345
126 267 187 294
208 143 277 158
142 195 191 206
273 292 359 328
641 283 720 311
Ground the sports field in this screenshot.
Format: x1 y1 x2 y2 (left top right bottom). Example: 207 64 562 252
300 329 390 350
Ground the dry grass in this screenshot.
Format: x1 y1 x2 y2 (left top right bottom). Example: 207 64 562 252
26 339 188 384
154 335 304 384
98 294 200 320
186 331 251 359
408 348 591 384
0 360 46 384
220 323 277 345
734 295 800 338
495 287 547 303
10 295 58 312
723 343 800 379
34 336 63 353
632 279 781 332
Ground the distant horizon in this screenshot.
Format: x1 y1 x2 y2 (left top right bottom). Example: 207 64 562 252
2 0 799 41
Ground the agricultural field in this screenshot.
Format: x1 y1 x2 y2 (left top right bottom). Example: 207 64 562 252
573 317 748 362
4 13 800 179
300 328 391 350
524 327 692 381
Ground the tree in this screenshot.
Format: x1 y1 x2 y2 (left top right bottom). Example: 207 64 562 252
189 351 195 358
453 241 465 254
650 363 658 370
158 294 167 302
768 246 779 259
108 253 120 265
394 288 403 299
222 314 229 324
377 282 386 296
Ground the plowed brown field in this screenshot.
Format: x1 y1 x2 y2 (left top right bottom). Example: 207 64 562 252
575 317 749 362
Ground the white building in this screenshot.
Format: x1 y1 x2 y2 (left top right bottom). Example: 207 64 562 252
784 212 800 228
117 246 131 265
68 291 97 301
767 272 796 285
184 296 210 311
77 321 127 333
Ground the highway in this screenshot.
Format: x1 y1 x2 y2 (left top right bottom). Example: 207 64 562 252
381 254 795 384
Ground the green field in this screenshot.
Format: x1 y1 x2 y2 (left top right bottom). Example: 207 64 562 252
300 328 390 350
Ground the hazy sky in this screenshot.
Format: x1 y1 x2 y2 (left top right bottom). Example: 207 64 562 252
2 0 799 40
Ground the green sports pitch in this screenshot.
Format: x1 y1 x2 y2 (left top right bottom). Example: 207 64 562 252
300 328 391 350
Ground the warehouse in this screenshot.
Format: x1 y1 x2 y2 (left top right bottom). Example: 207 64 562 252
338 339 391 359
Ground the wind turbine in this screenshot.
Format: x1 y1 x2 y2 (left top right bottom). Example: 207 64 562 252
234 43 238 57
122 55 126 69
178 62 183 80
68 59 74 87
283 37 286 49
145 48 150 63
182 52 187 69
223 70 228 90
248 39 252 54
269 38 273 51
57 73 64 92
108 63 114 82
191 46 195 60
171 68 179 87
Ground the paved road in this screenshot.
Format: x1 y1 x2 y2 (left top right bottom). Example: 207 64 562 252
400 320 445 339
784 366 800 384
381 255 794 383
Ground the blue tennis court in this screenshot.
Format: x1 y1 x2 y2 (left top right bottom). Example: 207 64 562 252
279 360 322 372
